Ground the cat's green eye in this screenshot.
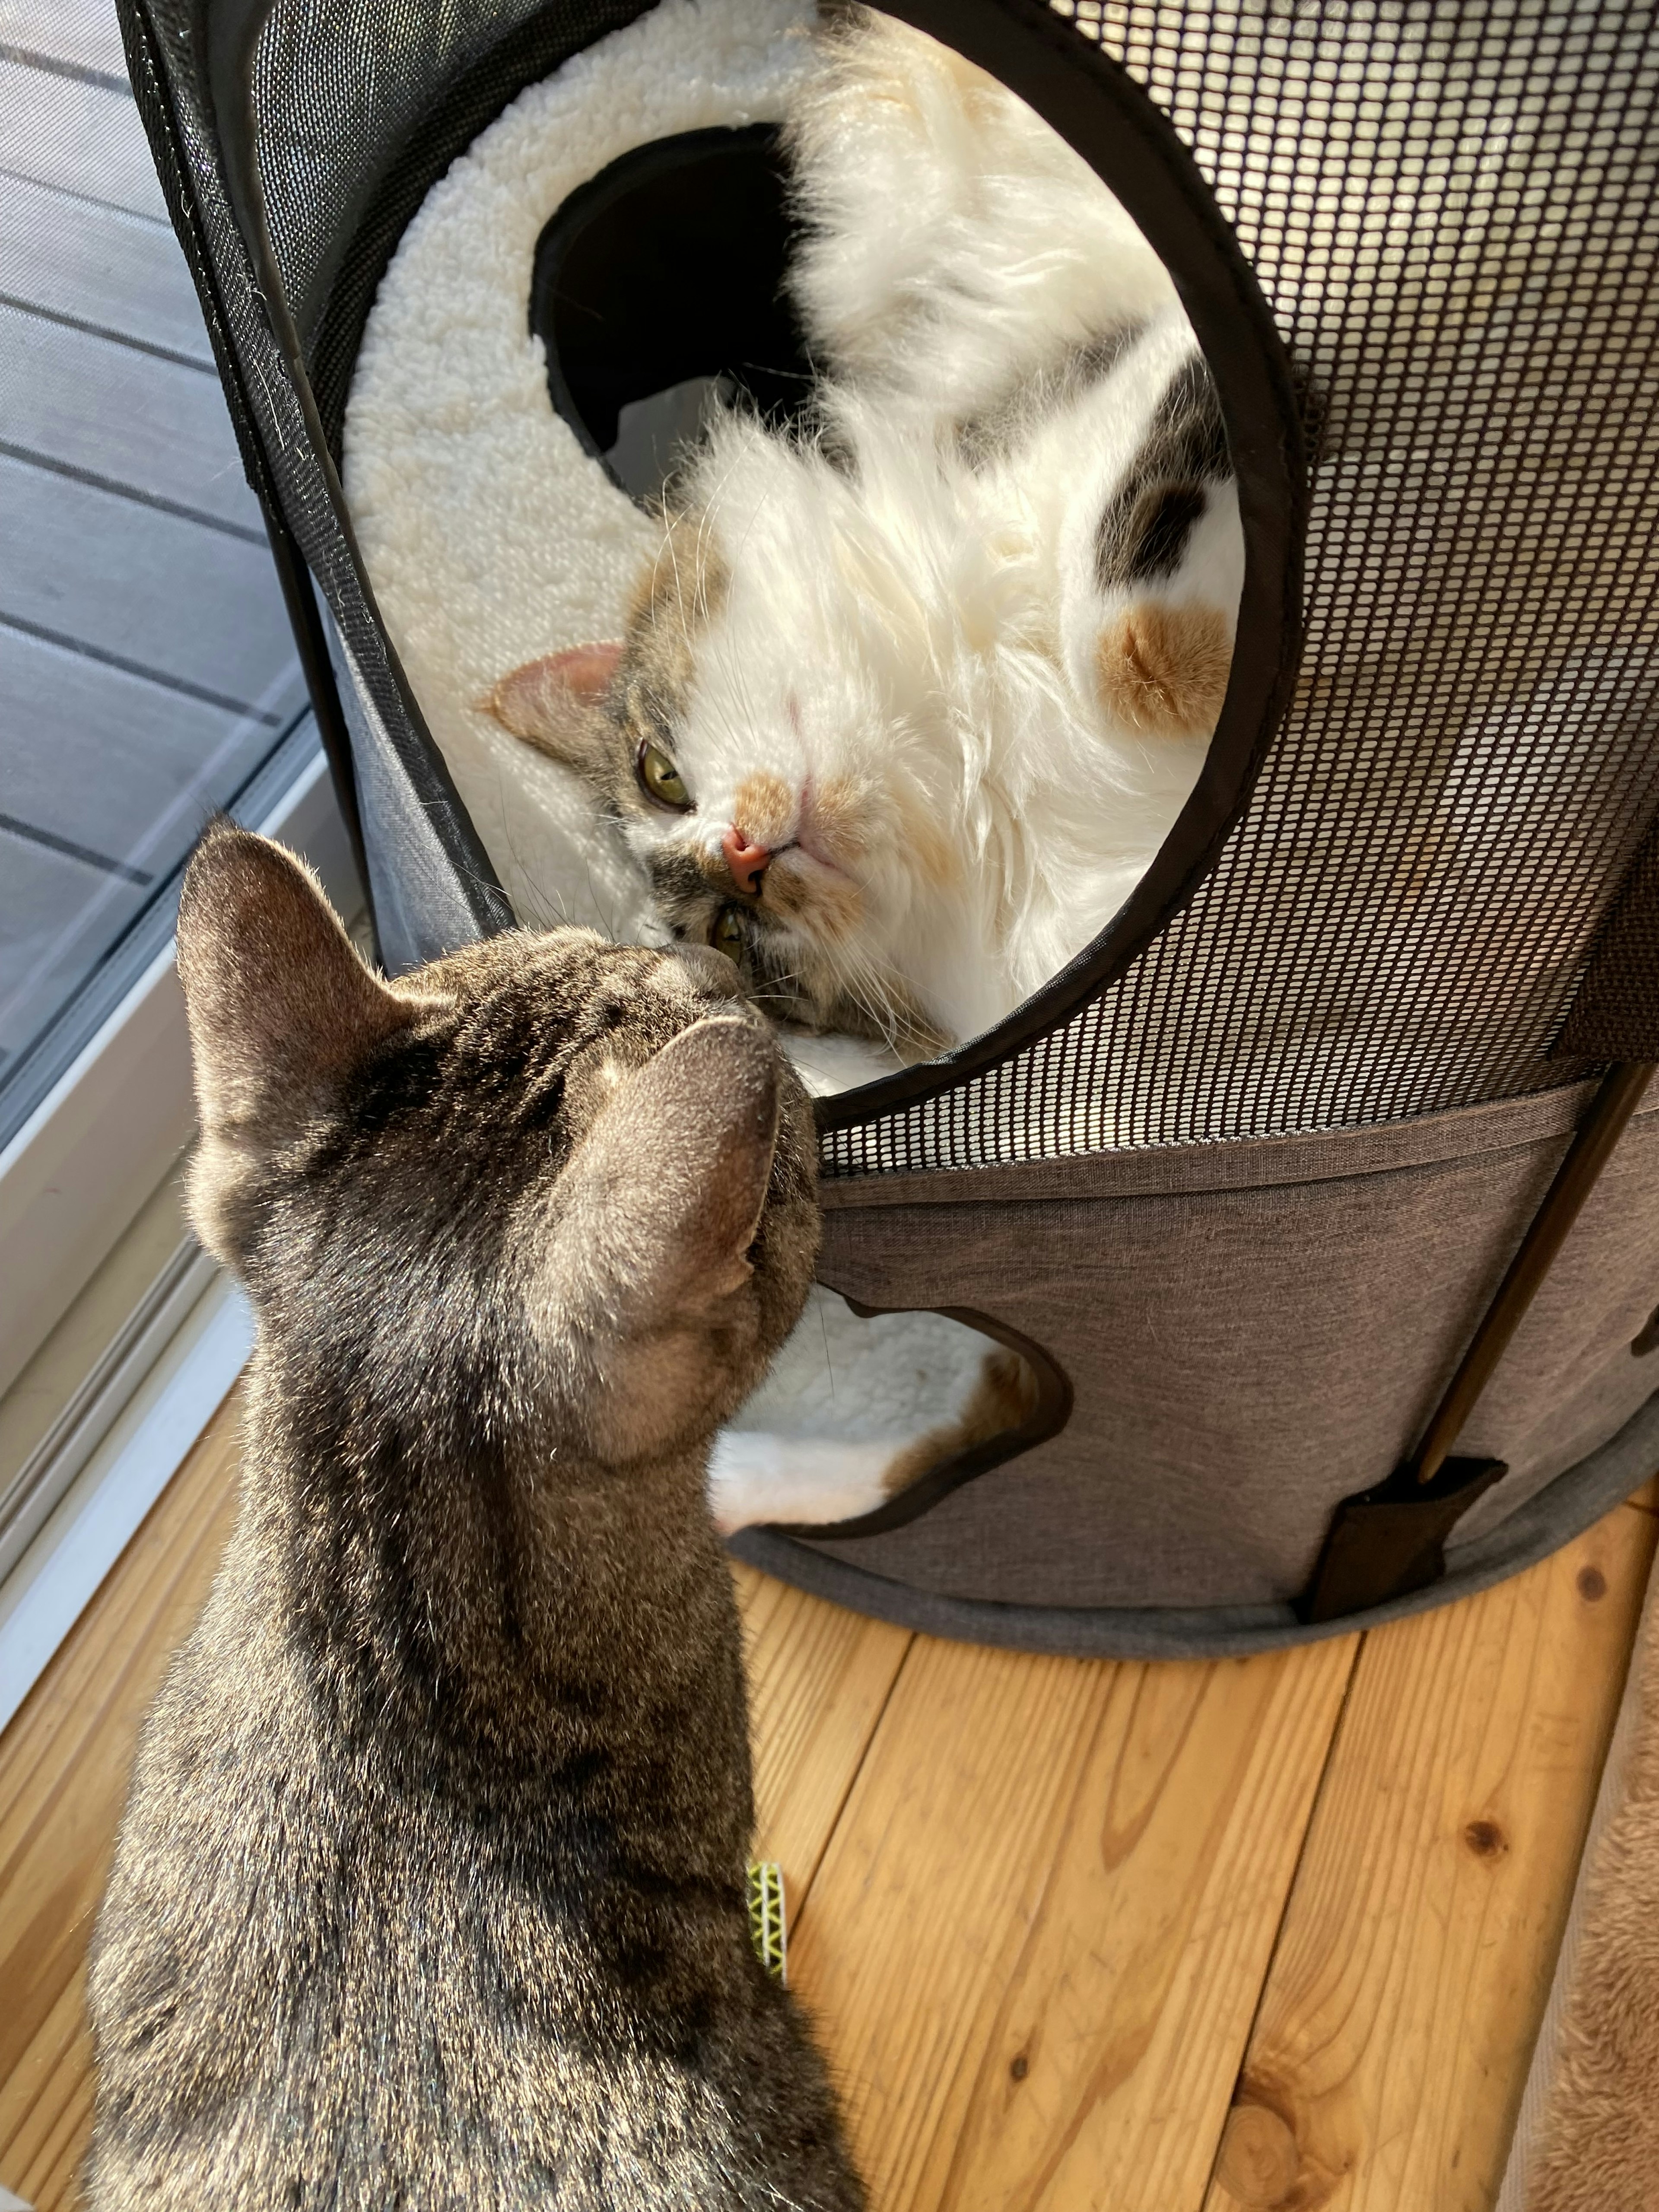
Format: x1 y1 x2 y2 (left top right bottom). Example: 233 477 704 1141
711 906 747 964
636 740 691 811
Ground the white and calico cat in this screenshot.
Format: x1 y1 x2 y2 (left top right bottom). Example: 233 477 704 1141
486 9 1244 1058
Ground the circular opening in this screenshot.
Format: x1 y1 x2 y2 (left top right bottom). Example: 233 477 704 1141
477 12 1301 1136
530 125 815 501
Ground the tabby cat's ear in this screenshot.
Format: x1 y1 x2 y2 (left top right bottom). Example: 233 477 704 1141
546 1016 781 1346
176 822 414 1148
481 642 623 786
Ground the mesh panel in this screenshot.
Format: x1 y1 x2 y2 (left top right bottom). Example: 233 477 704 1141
130 0 1659 1172
1560 810 1659 1058
250 0 653 448
128 0 645 953
252 0 551 341
823 0 1659 1173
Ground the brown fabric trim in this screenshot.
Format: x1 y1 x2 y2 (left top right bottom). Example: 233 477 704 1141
1523 1562 1659 2212
819 1081 1659 1212
728 1394 1659 1658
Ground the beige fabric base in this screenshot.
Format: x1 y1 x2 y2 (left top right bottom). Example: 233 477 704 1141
810 1080 1659 1611
1497 1547 1659 2212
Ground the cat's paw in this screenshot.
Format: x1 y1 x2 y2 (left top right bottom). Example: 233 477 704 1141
1095 601 1232 741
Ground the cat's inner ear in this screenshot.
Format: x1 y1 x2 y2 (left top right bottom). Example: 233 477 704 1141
483 642 624 785
176 822 416 1142
545 1016 782 1340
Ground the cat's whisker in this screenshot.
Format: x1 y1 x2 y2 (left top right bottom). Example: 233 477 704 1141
828 941 906 1052
579 859 620 943
691 483 731 630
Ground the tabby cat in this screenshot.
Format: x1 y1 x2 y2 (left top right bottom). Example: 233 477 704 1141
86 823 861 2211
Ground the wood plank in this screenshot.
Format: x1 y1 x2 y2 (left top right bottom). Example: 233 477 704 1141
0 302 259 532
0 0 130 82
1204 1497 1659 2212
0 57 165 222
0 173 211 366
0 453 299 715
4 1350 1642 2212
0 626 268 874
790 1630 1359 2212
734 1560 911 1908
0 1389 243 2211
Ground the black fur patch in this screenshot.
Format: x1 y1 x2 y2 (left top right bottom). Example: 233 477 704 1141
1095 353 1231 590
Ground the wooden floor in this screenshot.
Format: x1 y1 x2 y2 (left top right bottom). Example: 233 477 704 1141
4 15 1652 2205
0 1387 1653 2211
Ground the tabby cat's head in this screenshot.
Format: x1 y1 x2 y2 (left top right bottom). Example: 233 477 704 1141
175 822 818 1463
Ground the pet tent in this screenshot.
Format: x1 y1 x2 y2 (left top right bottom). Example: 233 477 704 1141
119 0 1659 1655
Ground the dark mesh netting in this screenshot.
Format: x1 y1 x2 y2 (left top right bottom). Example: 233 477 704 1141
121 0 651 948
125 0 1659 1173
824 0 1659 1173
248 0 654 448
251 0 550 342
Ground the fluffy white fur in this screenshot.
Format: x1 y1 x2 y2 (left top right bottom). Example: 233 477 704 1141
620 317 1239 1046
493 12 1243 1052
345 0 1243 1065
787 10 1177 424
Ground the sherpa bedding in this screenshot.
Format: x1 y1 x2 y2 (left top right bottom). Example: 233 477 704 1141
341 0 1026 1527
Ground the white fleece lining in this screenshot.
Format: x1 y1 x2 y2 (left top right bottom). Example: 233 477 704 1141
341 0 1000 1523
344 0 816 950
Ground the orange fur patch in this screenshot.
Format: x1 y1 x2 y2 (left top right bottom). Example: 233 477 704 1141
732 771 795 850
1096 601 1233 740
891 783 961 890
764 858 863 944
882 1347 1041 1499
806 774 870 872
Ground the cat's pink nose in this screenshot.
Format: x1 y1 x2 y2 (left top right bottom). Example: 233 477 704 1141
722 827 771 895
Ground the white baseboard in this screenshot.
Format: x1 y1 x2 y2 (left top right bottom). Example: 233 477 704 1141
0 1237 219 1588
0 739 356 1404
0 1268 251 1733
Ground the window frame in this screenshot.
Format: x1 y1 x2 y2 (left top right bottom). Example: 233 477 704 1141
0 737 359 1406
